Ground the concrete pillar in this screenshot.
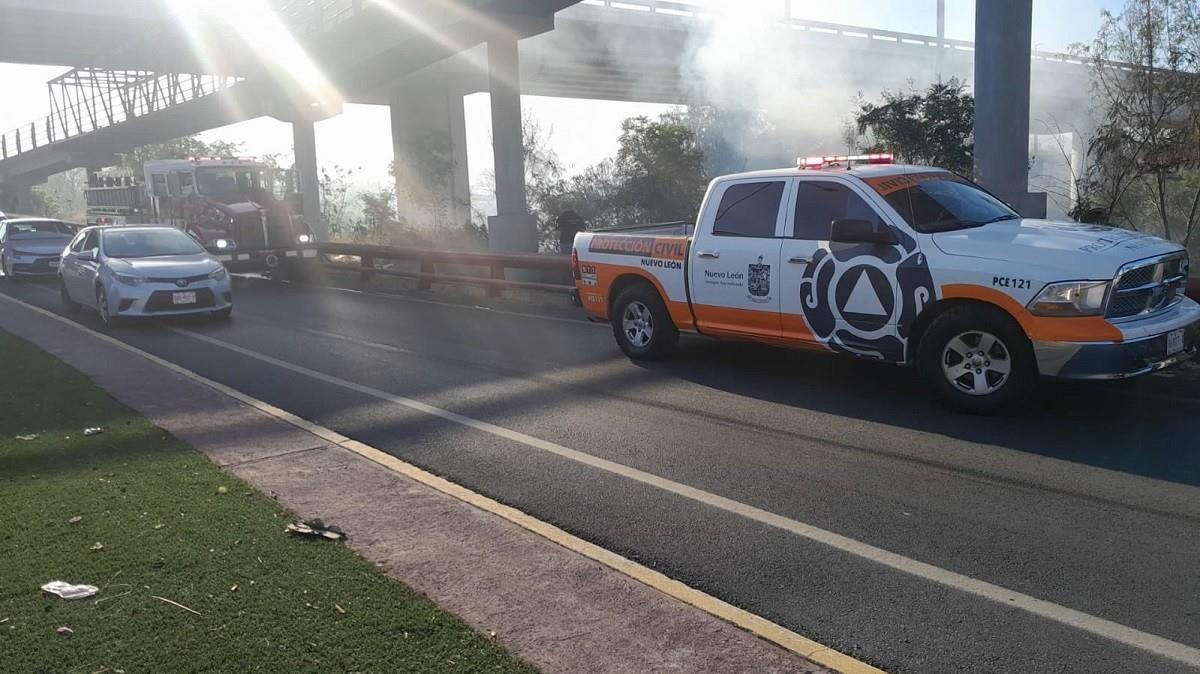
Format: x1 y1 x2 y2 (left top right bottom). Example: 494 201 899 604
936 0 946 79
0 182 34 215
486 34 537 253
389 82 471 229
292 120 325 241
973 0 1046 217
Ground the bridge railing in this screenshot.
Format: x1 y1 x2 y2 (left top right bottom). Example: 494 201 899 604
0 0 361 164
317 242 574 297
576 0 1088 66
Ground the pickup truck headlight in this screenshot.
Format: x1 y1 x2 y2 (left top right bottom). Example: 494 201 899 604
114 273 144 287
1028 281 1110 316
208 267 228 281
214 238 236 250
296 234 312 245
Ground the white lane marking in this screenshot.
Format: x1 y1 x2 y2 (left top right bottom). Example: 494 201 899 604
163 325 1200 667
236 314 415 355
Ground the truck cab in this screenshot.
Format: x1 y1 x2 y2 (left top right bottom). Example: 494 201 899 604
86 158 318 274
573 155 1199 412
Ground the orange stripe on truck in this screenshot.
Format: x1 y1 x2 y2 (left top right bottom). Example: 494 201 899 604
580 261 695 330
941 284 1122 342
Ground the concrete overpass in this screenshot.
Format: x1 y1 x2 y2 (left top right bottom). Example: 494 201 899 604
0 0 1058 247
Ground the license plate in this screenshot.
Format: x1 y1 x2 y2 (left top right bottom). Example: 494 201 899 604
172 291 197 305
48 260 58 268
1166 328 1185 356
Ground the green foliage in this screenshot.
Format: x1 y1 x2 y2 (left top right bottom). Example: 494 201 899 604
682 105 774 177
29 185 62 218
851 79 975 176
319 164 360 237
525 111 709 250
119 136 246 178
1071 0 1200 244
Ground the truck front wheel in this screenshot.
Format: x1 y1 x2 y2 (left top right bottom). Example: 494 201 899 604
611 284 678 360
917 304 1036 414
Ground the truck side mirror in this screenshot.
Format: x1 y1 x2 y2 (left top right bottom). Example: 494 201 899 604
830 219 898 245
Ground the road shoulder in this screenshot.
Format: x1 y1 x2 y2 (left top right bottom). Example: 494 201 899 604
0 295 841 673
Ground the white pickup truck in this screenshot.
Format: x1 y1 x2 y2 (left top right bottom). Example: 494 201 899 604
571 155 1199 412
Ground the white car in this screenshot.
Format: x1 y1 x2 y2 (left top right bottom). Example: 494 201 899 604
59 226 233 326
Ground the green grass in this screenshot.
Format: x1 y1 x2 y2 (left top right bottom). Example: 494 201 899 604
0 330 536 674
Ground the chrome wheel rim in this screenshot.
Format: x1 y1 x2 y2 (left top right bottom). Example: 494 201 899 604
941 330 1011 396
621 300 654 348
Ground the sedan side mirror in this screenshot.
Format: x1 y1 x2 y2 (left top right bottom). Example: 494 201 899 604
830 218 899 246
77 250 96 262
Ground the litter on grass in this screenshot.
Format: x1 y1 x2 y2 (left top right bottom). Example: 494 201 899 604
68 516 82 524
83 427 103 437
56 626 73 636
90 542 104 551
15 434 38 441
42 581 99 600
286 519 345 541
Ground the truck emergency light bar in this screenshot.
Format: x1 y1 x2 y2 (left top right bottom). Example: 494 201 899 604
799 153 894 169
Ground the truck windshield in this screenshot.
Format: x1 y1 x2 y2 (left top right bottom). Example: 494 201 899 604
874 173 1019 233
196 167 270 197
103 229 205 258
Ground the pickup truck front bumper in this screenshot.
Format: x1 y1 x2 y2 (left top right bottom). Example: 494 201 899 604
1034 300 1200 379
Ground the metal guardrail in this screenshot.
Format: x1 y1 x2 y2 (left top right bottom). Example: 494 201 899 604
316 241 1200 305
317 242 573 297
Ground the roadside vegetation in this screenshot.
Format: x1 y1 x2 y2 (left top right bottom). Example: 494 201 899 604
0 330 535 673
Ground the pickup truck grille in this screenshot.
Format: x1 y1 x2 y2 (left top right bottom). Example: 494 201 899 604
1106 252 1189 319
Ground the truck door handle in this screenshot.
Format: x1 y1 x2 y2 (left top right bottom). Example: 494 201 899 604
788 256 812 264
697 250 720 259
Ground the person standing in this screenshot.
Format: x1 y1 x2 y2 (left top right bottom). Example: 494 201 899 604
557 210 585 254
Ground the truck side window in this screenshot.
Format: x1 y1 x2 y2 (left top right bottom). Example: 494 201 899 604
794 181 883 240
152 174 168 198
712 181 784 238
179 172 195 195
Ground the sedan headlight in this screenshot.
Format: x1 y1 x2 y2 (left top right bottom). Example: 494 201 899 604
208 266 229 281
114 273 144 287
1028 281 1110 316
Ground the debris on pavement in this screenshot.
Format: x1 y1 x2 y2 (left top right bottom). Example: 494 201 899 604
83 427 103 437
286 519 345 541
15 434 38 441
56 626 73 636
151 595 201 616
42 581 100 600
68 516 82 524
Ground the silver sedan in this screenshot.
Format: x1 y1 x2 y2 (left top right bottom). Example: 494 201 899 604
59 226 233 326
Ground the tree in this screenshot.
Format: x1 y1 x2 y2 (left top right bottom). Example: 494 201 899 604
319 164 360 238
612 112 708 224
850 79 975 176
358 188 398 240
1071 0 1200 244
119 136 245 177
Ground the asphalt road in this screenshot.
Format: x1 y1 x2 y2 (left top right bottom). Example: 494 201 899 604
7 276 1200 673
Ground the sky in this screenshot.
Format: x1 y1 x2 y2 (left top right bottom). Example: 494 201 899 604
0 0 1124 201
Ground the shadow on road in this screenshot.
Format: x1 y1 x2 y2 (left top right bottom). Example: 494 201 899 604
641 337 1200 489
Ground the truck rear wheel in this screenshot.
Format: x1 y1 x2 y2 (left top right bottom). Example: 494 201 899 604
611 283 678 360
917 304 1036 414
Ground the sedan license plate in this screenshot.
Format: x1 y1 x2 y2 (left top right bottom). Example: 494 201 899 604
47 259 58 268
172 291 197 305
1166 328 1185 356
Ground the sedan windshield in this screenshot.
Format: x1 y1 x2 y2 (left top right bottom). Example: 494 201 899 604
102 229 205 258
875 173 1020 233
7 221 72 238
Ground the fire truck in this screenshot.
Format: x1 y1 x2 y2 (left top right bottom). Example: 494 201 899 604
84 157 319 273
